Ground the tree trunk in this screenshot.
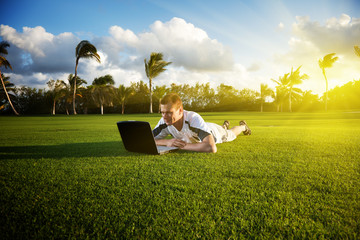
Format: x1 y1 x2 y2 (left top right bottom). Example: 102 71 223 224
289 88 292 112
0 71 19 115
323 69 328 112
73 59 79 115
149 78 153 113
122 102 125 114
101 104 104 115
52 99 56 115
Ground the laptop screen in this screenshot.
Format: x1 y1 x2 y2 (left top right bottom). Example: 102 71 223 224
117 121 159 154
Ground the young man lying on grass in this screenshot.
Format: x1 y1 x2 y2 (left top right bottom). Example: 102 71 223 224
153 93 251 153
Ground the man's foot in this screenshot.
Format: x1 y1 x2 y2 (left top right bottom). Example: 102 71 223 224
239 120 251 135
222 120 230 130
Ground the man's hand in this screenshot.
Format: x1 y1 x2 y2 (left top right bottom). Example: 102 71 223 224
155 135 217 153
166 138 187 148
155 138 187 149
181 135 217 153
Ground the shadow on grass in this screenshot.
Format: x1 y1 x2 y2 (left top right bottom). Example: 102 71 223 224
0 141 138 160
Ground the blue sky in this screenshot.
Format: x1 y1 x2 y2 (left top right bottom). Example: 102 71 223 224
1 0 360 94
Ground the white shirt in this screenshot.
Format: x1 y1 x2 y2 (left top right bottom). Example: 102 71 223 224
153 110 212 143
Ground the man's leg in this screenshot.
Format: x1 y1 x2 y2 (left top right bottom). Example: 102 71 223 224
214 120 251 143
225 120 251 136
230 125 246 136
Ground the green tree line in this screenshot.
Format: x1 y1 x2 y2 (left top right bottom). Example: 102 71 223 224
1 72 360 115
1 40 360 115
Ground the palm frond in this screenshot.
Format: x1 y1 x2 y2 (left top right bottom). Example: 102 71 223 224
0 41 13 70
144 52 172 79
76 40 101 63
0 56 13 70
355 46 360 58
260 83 273 99
0 41 10 55
289 66 309 86
319 53 338 69
271 78 280 85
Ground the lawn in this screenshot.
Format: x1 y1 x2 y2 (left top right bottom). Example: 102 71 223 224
0 112 359 239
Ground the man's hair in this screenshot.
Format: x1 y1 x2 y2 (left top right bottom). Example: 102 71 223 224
160 93 183 109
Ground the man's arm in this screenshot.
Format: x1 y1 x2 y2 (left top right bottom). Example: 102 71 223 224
155 138 187 148
155 135 217 153
183 135 217 153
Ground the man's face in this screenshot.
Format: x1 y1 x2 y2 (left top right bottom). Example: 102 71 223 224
160 103 183 126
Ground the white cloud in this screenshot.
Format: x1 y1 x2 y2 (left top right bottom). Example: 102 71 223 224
0 18 235 89
0 24 78 74
109 26 139 46
278 22 285 30
273 14 360 94
105 17 234 71
0 25 52 57
152 63 250 92
7 72 68 90
247 62 261 72
292 14 360 57
78 51 142 87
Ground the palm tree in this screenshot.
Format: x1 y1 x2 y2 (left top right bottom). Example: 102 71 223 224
68 74 87 115
259 83 273 112
0 41 19 115
0 74 17 112
355 45 360 58
319 53 338 111
272 73 290 112
144 52 172 113
63 79 73 115
288 66 309 112
68 73 87 90
116 84 134 114
47 79 67 115
90 75 115 115
73 40 100 114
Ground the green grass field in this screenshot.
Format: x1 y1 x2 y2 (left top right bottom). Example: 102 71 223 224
1 112 359 239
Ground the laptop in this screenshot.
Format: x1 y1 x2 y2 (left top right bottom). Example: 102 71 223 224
117 121 178 155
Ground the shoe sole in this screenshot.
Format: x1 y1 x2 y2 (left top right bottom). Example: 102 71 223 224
239 120 251 135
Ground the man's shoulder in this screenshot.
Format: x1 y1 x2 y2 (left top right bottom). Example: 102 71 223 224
184 110 202 120
153 119 169 137
183 110 206 127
